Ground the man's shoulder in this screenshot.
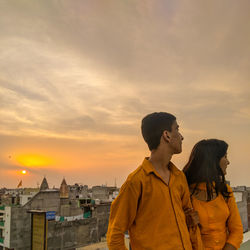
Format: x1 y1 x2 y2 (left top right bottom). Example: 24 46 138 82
170 162 184 177
126 164 146 184
118 164 145 194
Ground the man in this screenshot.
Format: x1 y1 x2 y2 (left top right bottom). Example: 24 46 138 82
107 112 202 250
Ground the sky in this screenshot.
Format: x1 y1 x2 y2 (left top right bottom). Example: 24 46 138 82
0 0 249 188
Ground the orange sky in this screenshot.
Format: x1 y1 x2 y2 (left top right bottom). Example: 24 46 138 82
0 0 250 188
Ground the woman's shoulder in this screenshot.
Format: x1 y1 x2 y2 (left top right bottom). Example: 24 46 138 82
226 184 233 192
189 182 219 202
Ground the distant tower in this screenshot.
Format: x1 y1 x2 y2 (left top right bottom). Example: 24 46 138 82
40 177 49 191
60 178 69 199
59 178 70 216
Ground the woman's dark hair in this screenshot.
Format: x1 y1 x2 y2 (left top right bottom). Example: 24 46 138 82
141 112 176 151
183 139 231 200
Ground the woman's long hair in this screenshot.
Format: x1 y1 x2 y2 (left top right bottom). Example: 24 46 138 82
183 139 231 201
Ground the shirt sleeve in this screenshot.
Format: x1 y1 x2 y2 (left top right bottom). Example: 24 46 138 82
181 173 204 250
106 178 141 250
226 185 243 249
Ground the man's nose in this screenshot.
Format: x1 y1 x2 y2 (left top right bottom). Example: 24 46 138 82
180 134 184 141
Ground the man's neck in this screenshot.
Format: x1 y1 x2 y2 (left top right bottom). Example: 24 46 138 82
149 149 173 172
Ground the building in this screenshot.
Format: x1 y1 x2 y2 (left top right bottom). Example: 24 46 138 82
247 187 250 230
233 186 249 232
1 180 250 249
0 178 114 250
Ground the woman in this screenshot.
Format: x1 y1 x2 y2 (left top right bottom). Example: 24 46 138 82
183 139 243 250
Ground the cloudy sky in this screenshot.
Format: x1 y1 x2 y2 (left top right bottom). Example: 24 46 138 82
0 0 249 188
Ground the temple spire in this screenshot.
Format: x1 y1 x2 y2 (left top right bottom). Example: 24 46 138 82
60 178 69 198
40 177 49 191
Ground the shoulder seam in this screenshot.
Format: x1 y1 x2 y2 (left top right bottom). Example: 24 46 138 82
126 165 145 184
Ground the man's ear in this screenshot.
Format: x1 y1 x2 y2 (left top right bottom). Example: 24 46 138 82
163 130 171 143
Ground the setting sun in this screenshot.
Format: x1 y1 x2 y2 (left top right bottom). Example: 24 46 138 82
22 170 27 175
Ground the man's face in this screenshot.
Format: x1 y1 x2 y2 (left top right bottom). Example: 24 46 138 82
167 121 184 154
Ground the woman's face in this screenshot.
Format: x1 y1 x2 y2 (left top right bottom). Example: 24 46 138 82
219 153 230 175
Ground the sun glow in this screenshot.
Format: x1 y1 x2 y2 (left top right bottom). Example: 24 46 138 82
21 170 27 174
16 154 54 167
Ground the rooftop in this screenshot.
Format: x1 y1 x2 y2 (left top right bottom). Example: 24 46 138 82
75 232 250 250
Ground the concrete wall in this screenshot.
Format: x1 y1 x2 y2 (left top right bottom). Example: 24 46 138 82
9 207 31 250
47 204 110 249
3 206 11 248
60 199 83 217
247 189 250 230
47 218 99 250
69 185 88 200
93 204 110 239
19 194 33 206
92 187 109 200
234 190 249 232
24 190 60 212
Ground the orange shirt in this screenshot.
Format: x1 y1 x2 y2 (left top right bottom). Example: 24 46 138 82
190 183 243 250
107 158 203 250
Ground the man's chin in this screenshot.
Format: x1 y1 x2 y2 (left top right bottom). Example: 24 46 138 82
174 148 182 154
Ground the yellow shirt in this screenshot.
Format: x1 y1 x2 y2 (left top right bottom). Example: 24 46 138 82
107 158 203 250
191 183 243 250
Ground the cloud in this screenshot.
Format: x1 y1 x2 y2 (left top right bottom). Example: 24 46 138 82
0 0 250 187
0 80 48 102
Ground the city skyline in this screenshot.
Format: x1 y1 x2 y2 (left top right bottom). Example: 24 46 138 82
0 0 250 188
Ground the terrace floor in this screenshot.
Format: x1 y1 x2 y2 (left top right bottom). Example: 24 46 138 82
77 232 250 250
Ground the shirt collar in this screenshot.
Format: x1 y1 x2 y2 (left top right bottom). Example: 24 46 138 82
142 157 180 176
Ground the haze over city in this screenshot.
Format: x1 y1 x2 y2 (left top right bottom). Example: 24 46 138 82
0 0 249 188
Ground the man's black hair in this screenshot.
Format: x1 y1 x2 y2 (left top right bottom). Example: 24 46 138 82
141 112 176 151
